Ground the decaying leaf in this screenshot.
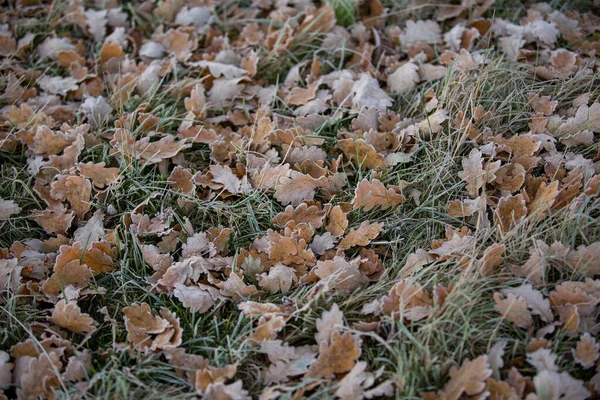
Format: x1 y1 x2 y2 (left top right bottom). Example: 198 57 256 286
47 300 97 335
352 179 404 211
437 356 492 399
123 303 182 352
307 331 361 378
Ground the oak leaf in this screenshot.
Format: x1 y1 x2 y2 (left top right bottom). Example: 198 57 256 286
493 292 532 329
272 203 326 229
437 356 492 400
123 303 182 352
494 194 527 233
352 179 404 212
307 331 361 378
78 162 119 189
47 300 97 335
338 221 384 250
573 333 599 368
326 205 348 237
314 256 369 293
339 139 386 170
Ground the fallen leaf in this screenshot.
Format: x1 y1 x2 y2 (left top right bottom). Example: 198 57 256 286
338 221 383 250
352 179 404 211
307 331 361 378
47 300 97 335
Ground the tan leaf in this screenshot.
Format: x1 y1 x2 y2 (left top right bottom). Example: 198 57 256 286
573 333 599 369
174 284 223 313
307 331 361 378
338 221 384 250
135 135 191 164
381 279 433 321
238 301 282 318
42 260 93 295
437 356 492 400
493 292 532 329
78 162 119 189
339 139 386 170
14 352 63 400
50 175 92 219
527 181 559 222
123 303 182 352
258 264 297 294
326 205 348 237
313 256 369 293
272 203 326 229
210 164 245 195
47 300 97 335
447 197 483 218
218 272 258 301
54 241 116 275
274 172 324 206
494 194 527 233
31 125 73 155
168 166 195 194
352 179 404 212
266 229 315 267
480 244 505 276
501 284 552 322
206 226 233 255
458 149 500 197
249 315 286 342
184 83 207 117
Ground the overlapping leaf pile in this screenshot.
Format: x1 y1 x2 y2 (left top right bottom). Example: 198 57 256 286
1 0 600 398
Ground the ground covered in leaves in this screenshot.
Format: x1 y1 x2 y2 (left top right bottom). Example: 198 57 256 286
1 0 600 398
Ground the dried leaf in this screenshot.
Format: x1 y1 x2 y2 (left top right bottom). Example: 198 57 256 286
47 300 97 335
352 179 404 212
338 221 383 250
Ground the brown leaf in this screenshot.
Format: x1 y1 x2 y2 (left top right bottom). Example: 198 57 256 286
274 172 325 206
338 221 384 250
135 135 191 164
313 256 369 293
123 303 182 352
272 203 326 229
55 242 116 275
78 162 119 189
339 139 386 170
573 333 599 368
527 181 559 222
352 179 404 212
326 205 348 237
494 194 527 233
258 264 297 294
168 166 195 194
42 260 93 295
50 174 92 219
307 331 361 378
458 149 500 197
437 356 492 400
494 292 532 329
47 300 97 335
381 279 433 321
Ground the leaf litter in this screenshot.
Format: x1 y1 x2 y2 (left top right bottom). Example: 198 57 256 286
0 0 600 399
